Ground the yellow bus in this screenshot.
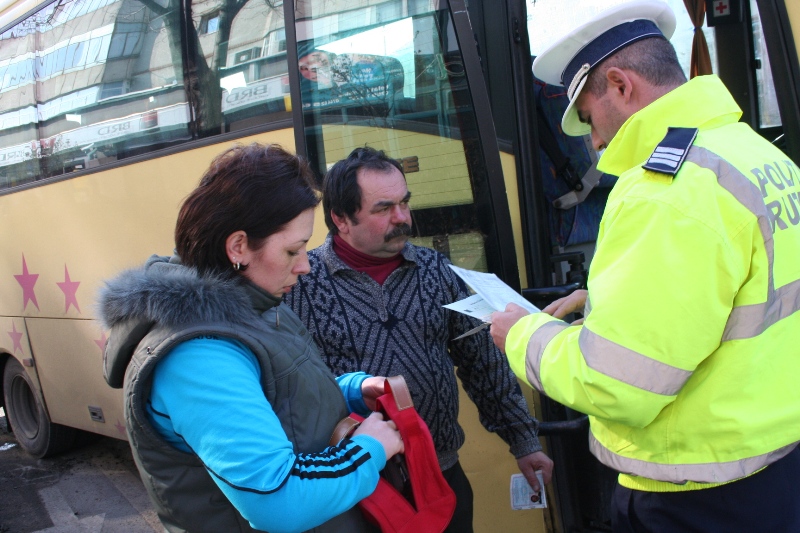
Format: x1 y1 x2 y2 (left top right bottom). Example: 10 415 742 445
1 0 798 531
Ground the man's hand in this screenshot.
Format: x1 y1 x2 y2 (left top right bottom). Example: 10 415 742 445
543 289 588 324
361 376 386 411
516 451 554 492
489 303 531 353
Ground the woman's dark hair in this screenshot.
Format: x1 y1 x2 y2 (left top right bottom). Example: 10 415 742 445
175 143 319 277
323 146 404 234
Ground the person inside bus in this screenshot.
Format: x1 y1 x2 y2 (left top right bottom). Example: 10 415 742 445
489 1 800 531
98 143 403 533
285 146 554 532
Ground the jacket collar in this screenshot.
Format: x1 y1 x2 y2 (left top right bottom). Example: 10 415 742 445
598 75 742 177
242 279 281 314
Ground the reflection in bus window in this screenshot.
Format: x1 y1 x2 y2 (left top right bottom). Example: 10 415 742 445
298 47 405 117
750 0 781 128
295 0 493 271
0 0 295 190
298 48 335 87
202 0 290 133
0 0 191 189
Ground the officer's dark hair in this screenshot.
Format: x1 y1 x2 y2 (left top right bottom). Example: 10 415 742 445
323 146 404 234
175 143 319 278
584 37 687 97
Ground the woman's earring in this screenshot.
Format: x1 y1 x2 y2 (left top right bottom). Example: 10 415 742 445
233 261 241 271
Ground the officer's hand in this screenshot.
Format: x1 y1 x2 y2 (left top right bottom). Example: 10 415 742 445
354 412 404 459
543 289 588 322
490 303 531 353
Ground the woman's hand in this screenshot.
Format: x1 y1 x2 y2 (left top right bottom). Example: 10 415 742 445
361 376 386 411
354 411 404 459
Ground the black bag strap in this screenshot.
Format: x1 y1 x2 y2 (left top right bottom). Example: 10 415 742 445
536 104 584 192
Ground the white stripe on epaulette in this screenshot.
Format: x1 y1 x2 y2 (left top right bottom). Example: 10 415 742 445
642 127 698 176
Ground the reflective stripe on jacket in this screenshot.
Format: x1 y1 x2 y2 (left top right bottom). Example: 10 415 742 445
506 75 800 492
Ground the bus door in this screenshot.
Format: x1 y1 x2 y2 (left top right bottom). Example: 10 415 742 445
714 0 800 163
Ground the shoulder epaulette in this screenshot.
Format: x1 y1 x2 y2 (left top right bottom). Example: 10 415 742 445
642 127 698 176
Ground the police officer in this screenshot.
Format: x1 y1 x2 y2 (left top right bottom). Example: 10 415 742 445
490 1 800 531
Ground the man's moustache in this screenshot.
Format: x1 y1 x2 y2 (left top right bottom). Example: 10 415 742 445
384 224 412 242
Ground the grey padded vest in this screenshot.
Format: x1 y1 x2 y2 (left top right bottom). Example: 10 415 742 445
101 258 371 533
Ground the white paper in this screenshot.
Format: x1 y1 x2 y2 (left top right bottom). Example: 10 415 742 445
448 265 540 315
443 293 495 321
510 472 547 510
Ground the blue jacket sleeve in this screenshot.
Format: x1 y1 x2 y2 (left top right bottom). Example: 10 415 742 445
335 371 371 415
147 337 385 533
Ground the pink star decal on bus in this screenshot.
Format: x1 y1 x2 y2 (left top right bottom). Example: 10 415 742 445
14 255 39 311
8 322 24 354
95 331 108 352
57 265 81 313
115 420 126 435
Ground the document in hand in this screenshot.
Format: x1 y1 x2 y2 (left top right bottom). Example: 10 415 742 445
445 265 539 339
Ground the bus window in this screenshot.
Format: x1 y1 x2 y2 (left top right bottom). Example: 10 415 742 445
0 0 193 189
197 0 292 133
750 0 781 129
295 1 495 272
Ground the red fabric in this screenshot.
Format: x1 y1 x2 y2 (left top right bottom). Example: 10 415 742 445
332 234 403 285
354 380 456 533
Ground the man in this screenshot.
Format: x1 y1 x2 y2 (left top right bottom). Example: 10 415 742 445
490 1 800 531
286 146 553 532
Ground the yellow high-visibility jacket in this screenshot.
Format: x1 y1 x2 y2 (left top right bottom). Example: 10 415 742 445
507 75 800 492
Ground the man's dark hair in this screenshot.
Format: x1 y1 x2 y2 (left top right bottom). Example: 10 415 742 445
322 146 404 234
175 143 319 277
584 37 687 97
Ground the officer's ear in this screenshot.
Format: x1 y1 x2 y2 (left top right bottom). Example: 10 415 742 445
606 67 633 103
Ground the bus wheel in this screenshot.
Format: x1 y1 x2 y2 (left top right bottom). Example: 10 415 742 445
2 357 76 458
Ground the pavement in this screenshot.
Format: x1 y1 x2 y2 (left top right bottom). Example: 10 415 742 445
0 408 160 533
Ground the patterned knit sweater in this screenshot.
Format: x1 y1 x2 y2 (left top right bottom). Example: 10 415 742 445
286 236 542 470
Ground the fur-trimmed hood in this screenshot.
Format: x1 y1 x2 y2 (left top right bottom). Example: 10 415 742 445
97 254 278 387
98 255 263 330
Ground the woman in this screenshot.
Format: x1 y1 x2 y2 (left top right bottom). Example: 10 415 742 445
99 143 403 533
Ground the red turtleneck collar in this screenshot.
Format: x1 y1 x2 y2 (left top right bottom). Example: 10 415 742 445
333 234 404 285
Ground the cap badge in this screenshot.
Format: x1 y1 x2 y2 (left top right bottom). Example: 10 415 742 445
567 63 592 100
